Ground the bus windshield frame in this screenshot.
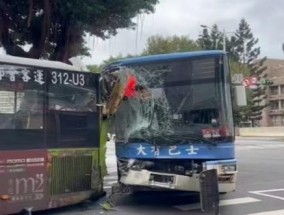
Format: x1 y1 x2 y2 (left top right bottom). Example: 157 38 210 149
109 54 234 144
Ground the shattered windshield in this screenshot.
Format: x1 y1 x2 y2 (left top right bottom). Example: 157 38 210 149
110 56 234 144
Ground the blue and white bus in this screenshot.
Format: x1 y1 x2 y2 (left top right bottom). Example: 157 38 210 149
104 50 240 193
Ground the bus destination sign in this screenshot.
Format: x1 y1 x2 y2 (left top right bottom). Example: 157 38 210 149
0 67 86 87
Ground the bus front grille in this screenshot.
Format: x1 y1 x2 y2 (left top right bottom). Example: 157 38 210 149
51 155 93 195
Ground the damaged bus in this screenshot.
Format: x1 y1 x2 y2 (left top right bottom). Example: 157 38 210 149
103 50 242 193
0 55 105 214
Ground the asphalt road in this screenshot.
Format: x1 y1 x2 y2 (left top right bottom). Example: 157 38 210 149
47 138 284 215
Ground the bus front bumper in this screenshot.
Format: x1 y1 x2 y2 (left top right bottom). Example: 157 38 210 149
120 160 237 193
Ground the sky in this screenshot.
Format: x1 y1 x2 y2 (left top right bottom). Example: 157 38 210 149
82 0 284 66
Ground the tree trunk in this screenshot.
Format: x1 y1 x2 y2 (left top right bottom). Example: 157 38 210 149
28 0 52 59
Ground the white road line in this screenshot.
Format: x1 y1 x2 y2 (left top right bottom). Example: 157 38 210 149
104 175 118 180
105 180 117 185
103 186 112 189
250 188 284 201
248 209 284 215
174 203 200 211
106 171 117 175
236 145 284 150
219 197 261 206
243 146 263 149
174 197 261 211
107 167 117 173
260 145 284 149
250 188 284 193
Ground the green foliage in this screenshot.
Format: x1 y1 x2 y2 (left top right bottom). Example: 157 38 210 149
233 19 267 126
89 19 267 127
198 24 223 50
232 19 261 64
88 35 200 72
260 79 273 85
198 19 267 126
229 59 249 76
88 53 137 73
87 64 102 73
0 0 158 62
143 35 201 55
88 54 123 73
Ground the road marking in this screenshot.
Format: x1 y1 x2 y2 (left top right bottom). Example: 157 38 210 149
236 145 284 151
107 167 117 173
174 203 200 210
251 188 284 193
103 186 112 189
250 188 284 201
242 146 263 149
105 180 117 185
174 197 261 210
219 197 261 206
104 175 118 180
248 209 284 215
106 171 117 175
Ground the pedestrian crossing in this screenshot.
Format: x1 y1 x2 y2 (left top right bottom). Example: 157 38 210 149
248 210 284 215
173 197 261 211
103 173 118 190
103 173 284 215
173 196 284 214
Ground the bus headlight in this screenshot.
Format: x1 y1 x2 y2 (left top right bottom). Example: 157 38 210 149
203 160 237 174
221 164 237 173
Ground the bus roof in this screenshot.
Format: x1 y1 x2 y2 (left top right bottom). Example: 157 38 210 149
0 55 82 72
110 50 225 67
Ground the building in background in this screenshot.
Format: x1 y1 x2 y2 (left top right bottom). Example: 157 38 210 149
260 59 284 127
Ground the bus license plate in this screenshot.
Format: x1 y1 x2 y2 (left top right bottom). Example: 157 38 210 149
150 173 175 184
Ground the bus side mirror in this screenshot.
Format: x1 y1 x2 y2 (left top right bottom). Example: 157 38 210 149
234 86 247 107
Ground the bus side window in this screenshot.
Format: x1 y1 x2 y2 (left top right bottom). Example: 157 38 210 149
46 83 99 148
17 92 43 129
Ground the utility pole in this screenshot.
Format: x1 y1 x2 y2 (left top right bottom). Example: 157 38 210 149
223 29 226 52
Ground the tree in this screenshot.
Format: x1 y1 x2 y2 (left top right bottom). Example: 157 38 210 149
0 0 158 62
233 18 267 126
88 35 200 72
197 20 267 126
87 64 102 74
198 24 223 50
198 24 238 58
88 54 123 73
88 53 137 73
229 59 249 76
143 35 200 55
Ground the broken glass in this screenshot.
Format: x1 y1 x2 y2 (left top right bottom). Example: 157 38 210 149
102 57 234 144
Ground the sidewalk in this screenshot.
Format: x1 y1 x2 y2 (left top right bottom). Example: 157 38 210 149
236 136 284 141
